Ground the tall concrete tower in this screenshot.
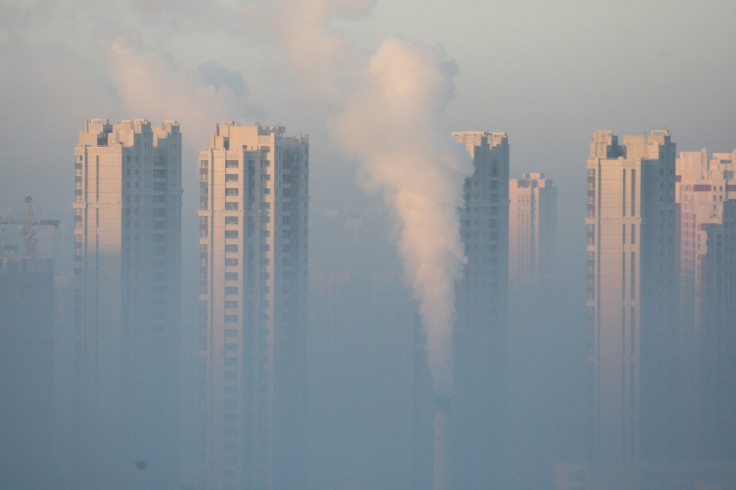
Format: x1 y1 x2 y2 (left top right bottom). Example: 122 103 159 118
676 148 736 460
509 172 557 287
73 119 182 488
198 122 308 490
585 130 678 465
450 130 510 488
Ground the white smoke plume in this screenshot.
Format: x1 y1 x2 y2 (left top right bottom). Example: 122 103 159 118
245 2 472 394
244 0 376 106
106 36 265 142
331 37 473 394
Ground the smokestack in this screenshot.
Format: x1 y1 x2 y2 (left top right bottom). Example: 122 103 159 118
433 396 450 490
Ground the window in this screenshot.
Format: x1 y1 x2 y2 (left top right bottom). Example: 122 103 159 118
622 169 627 217
225 244 238 253
225 258 238 266
225 202 238 210
225 160 239 168
225 188 239 196
225 286 238 295
225 300 238 309
225 174 239 182
225 230 238 239
631 252 636 299
631 169 636 216
200 217 208 237
225 329 238 337
225 216 239 225
224 272 238 281
225 315 238 323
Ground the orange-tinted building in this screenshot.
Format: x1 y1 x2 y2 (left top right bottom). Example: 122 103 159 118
451 130 510 488
676 149 736 461
73 119 182 488
509 172 556 287
585 130 678 465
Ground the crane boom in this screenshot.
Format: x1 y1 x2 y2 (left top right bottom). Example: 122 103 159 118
0 196 59 257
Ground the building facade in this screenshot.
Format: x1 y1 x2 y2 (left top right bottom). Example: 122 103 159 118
198 122 308 490
450 131 510 488
73 119 182 488
676 149 736 460
585 130 678 465
509 172 557 287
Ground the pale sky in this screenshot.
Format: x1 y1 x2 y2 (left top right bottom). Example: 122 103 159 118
1 0 735 272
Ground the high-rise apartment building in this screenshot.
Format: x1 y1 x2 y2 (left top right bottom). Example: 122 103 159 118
73 119 182 488
450 131 509 488
676 149 736 460
509 172 557 287
198 122 308 490
507 172 564 487
585 130 678 465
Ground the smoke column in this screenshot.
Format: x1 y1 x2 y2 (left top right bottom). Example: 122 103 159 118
331 37 473 393
251 1 472 394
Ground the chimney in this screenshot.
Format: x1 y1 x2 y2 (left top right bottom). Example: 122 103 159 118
433 396 450 490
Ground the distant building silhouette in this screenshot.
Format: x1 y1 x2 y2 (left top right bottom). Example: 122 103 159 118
198 122 308 489
450 130 510 488
585 130 678 465
509 172 557 287
676 149 736 461
0 256 54 489
73 119 182 488
557 461 736 489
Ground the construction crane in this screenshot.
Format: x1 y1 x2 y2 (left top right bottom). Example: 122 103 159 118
0 196 59 257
